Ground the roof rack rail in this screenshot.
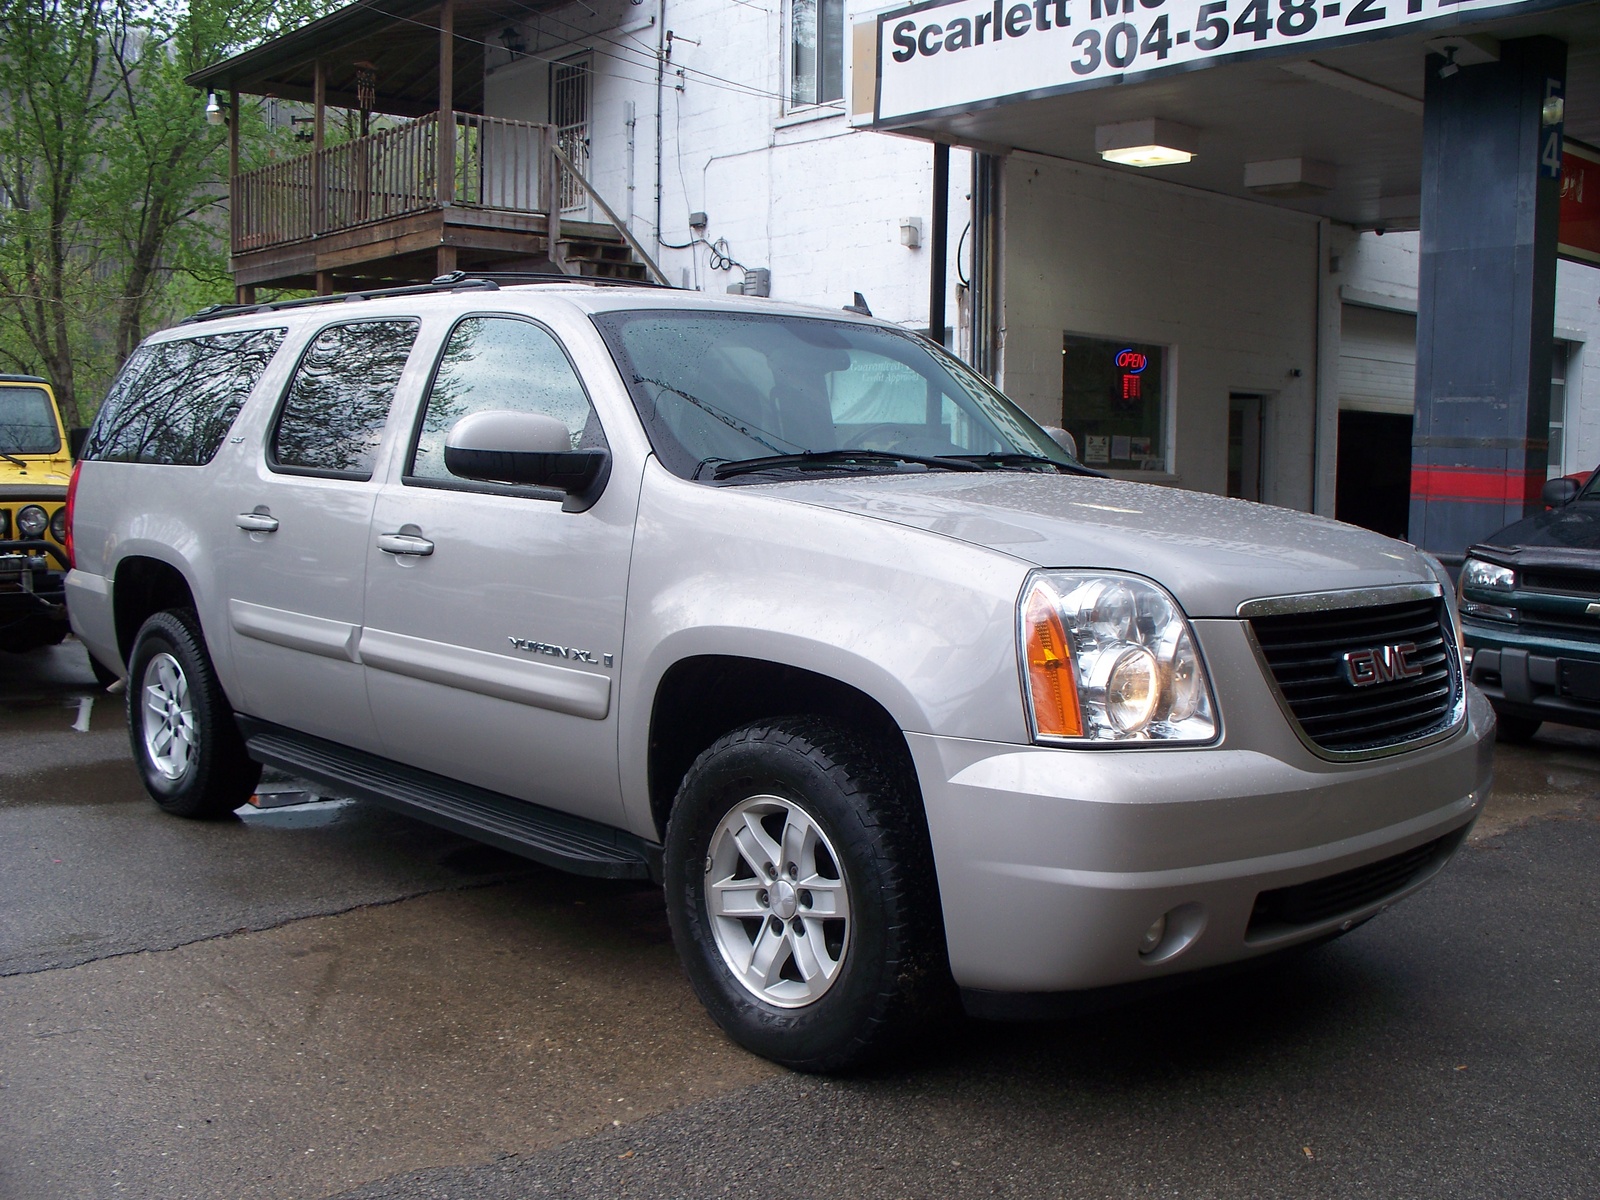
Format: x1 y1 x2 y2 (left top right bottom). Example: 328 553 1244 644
180 270 671 326
452 271 673 290
180 273 501 325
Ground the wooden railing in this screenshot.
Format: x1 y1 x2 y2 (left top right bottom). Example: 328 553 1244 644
233 112 567 251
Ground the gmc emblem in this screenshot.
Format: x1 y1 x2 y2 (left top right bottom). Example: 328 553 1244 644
1342 643 1424 687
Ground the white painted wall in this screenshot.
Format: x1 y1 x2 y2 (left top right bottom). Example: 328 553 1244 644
482 0 967 332
1000 152 1322 507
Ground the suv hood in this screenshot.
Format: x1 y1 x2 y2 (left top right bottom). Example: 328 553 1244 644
760 472 1432 618
1473 499 1600 555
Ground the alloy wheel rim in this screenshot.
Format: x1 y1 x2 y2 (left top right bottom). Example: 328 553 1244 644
704 793 851 1009
141 651 197 781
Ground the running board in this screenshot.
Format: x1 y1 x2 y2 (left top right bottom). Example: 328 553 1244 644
237 718 660 882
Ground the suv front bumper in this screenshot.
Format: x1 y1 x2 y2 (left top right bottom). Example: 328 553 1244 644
0 538 68 613
907 686 1494 995
1462 617 1600 729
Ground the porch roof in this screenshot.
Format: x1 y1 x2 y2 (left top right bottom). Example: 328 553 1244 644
185 0 543 118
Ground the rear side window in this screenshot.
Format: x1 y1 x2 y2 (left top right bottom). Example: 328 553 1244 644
83 328 286 465
271 319 419 479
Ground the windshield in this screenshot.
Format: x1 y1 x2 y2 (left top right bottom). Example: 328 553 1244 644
592 310 1080 480
0 386 61 455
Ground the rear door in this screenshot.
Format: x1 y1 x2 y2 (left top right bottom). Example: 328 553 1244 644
215 317 422 753
359 312 635 826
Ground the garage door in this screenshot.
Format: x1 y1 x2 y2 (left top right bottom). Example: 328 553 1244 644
1339 304 1416 415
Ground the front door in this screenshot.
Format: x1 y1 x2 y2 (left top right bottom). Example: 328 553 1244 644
359 313 633 826
551 55 591 218
216 317 421 754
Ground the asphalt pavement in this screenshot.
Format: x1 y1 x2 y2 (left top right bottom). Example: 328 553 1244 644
2 640 1598 1199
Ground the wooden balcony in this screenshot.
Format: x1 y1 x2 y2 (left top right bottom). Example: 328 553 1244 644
230 112 658 292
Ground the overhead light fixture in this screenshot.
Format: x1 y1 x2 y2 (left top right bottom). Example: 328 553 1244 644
498 25 527 58
205 92 224 126
1096 119 1198 168
1245 158 1336 198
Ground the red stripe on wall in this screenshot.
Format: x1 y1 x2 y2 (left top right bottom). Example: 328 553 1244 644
1410 467 1545 504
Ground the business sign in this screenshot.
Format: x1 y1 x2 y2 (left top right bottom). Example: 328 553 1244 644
1559 140 1600 266
872 0 1567 124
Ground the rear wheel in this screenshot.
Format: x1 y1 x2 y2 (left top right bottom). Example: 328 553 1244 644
664 717 947 1072
126 610 260 818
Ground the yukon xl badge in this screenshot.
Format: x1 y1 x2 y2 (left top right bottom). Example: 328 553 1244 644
1342 643 1422 687
509 636 614 668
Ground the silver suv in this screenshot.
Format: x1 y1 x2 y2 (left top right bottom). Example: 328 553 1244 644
67 277 1494 1071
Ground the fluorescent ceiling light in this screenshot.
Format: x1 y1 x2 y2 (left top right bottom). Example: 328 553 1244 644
1096 119 1198 168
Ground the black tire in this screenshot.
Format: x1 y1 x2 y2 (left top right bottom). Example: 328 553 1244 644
126 609 260 818
663 717 948 1073
1494 712 1542 744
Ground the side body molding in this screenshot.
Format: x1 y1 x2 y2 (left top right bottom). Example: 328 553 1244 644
228 599 362 662
358 627 612 720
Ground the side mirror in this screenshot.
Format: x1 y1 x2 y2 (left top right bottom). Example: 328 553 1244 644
1542 476 1580 508
444 411 610 513
1043 426 1078 460
68 427 89 459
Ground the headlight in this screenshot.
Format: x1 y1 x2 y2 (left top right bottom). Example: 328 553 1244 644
1459 557 1514 591
1020 571 1218 744
48 507 66 542
0 509 10 539
16 505 47 537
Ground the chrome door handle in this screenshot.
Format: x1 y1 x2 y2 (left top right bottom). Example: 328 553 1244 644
377 532 435 556
235 512 279 533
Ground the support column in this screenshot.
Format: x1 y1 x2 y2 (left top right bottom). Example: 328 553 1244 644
970 152 1002 382
929 142 949 347
1411 36 1567 557
438 0 455 206
312 61 326 235
228 91 243 304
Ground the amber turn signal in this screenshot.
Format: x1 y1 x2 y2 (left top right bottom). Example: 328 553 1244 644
1023 584 1083 738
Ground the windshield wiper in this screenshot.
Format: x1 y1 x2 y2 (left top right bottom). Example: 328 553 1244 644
0 452 26 470
942 452 1097 475
634 376 798 456
711 449 984 480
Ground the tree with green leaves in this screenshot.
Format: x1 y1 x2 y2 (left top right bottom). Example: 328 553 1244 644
0 0 323 426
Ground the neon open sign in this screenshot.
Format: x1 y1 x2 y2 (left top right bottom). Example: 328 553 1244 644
1116 348 1148 373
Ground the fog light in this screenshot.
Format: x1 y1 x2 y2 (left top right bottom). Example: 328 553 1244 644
1139 914 1167 956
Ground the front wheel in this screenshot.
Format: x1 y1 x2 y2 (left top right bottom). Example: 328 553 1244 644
126 609 260 818
664 718 947 1072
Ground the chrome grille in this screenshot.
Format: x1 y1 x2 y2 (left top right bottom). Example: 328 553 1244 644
1248 597 1460 755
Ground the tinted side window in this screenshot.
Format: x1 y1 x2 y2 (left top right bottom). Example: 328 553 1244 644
408 315 604 487
84 328 286 465
272 319 419 478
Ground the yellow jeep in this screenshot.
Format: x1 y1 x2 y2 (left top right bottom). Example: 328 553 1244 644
0 375 75 653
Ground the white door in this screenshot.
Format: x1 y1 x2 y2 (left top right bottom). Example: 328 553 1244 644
551 55 591 218
359 313 633 825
